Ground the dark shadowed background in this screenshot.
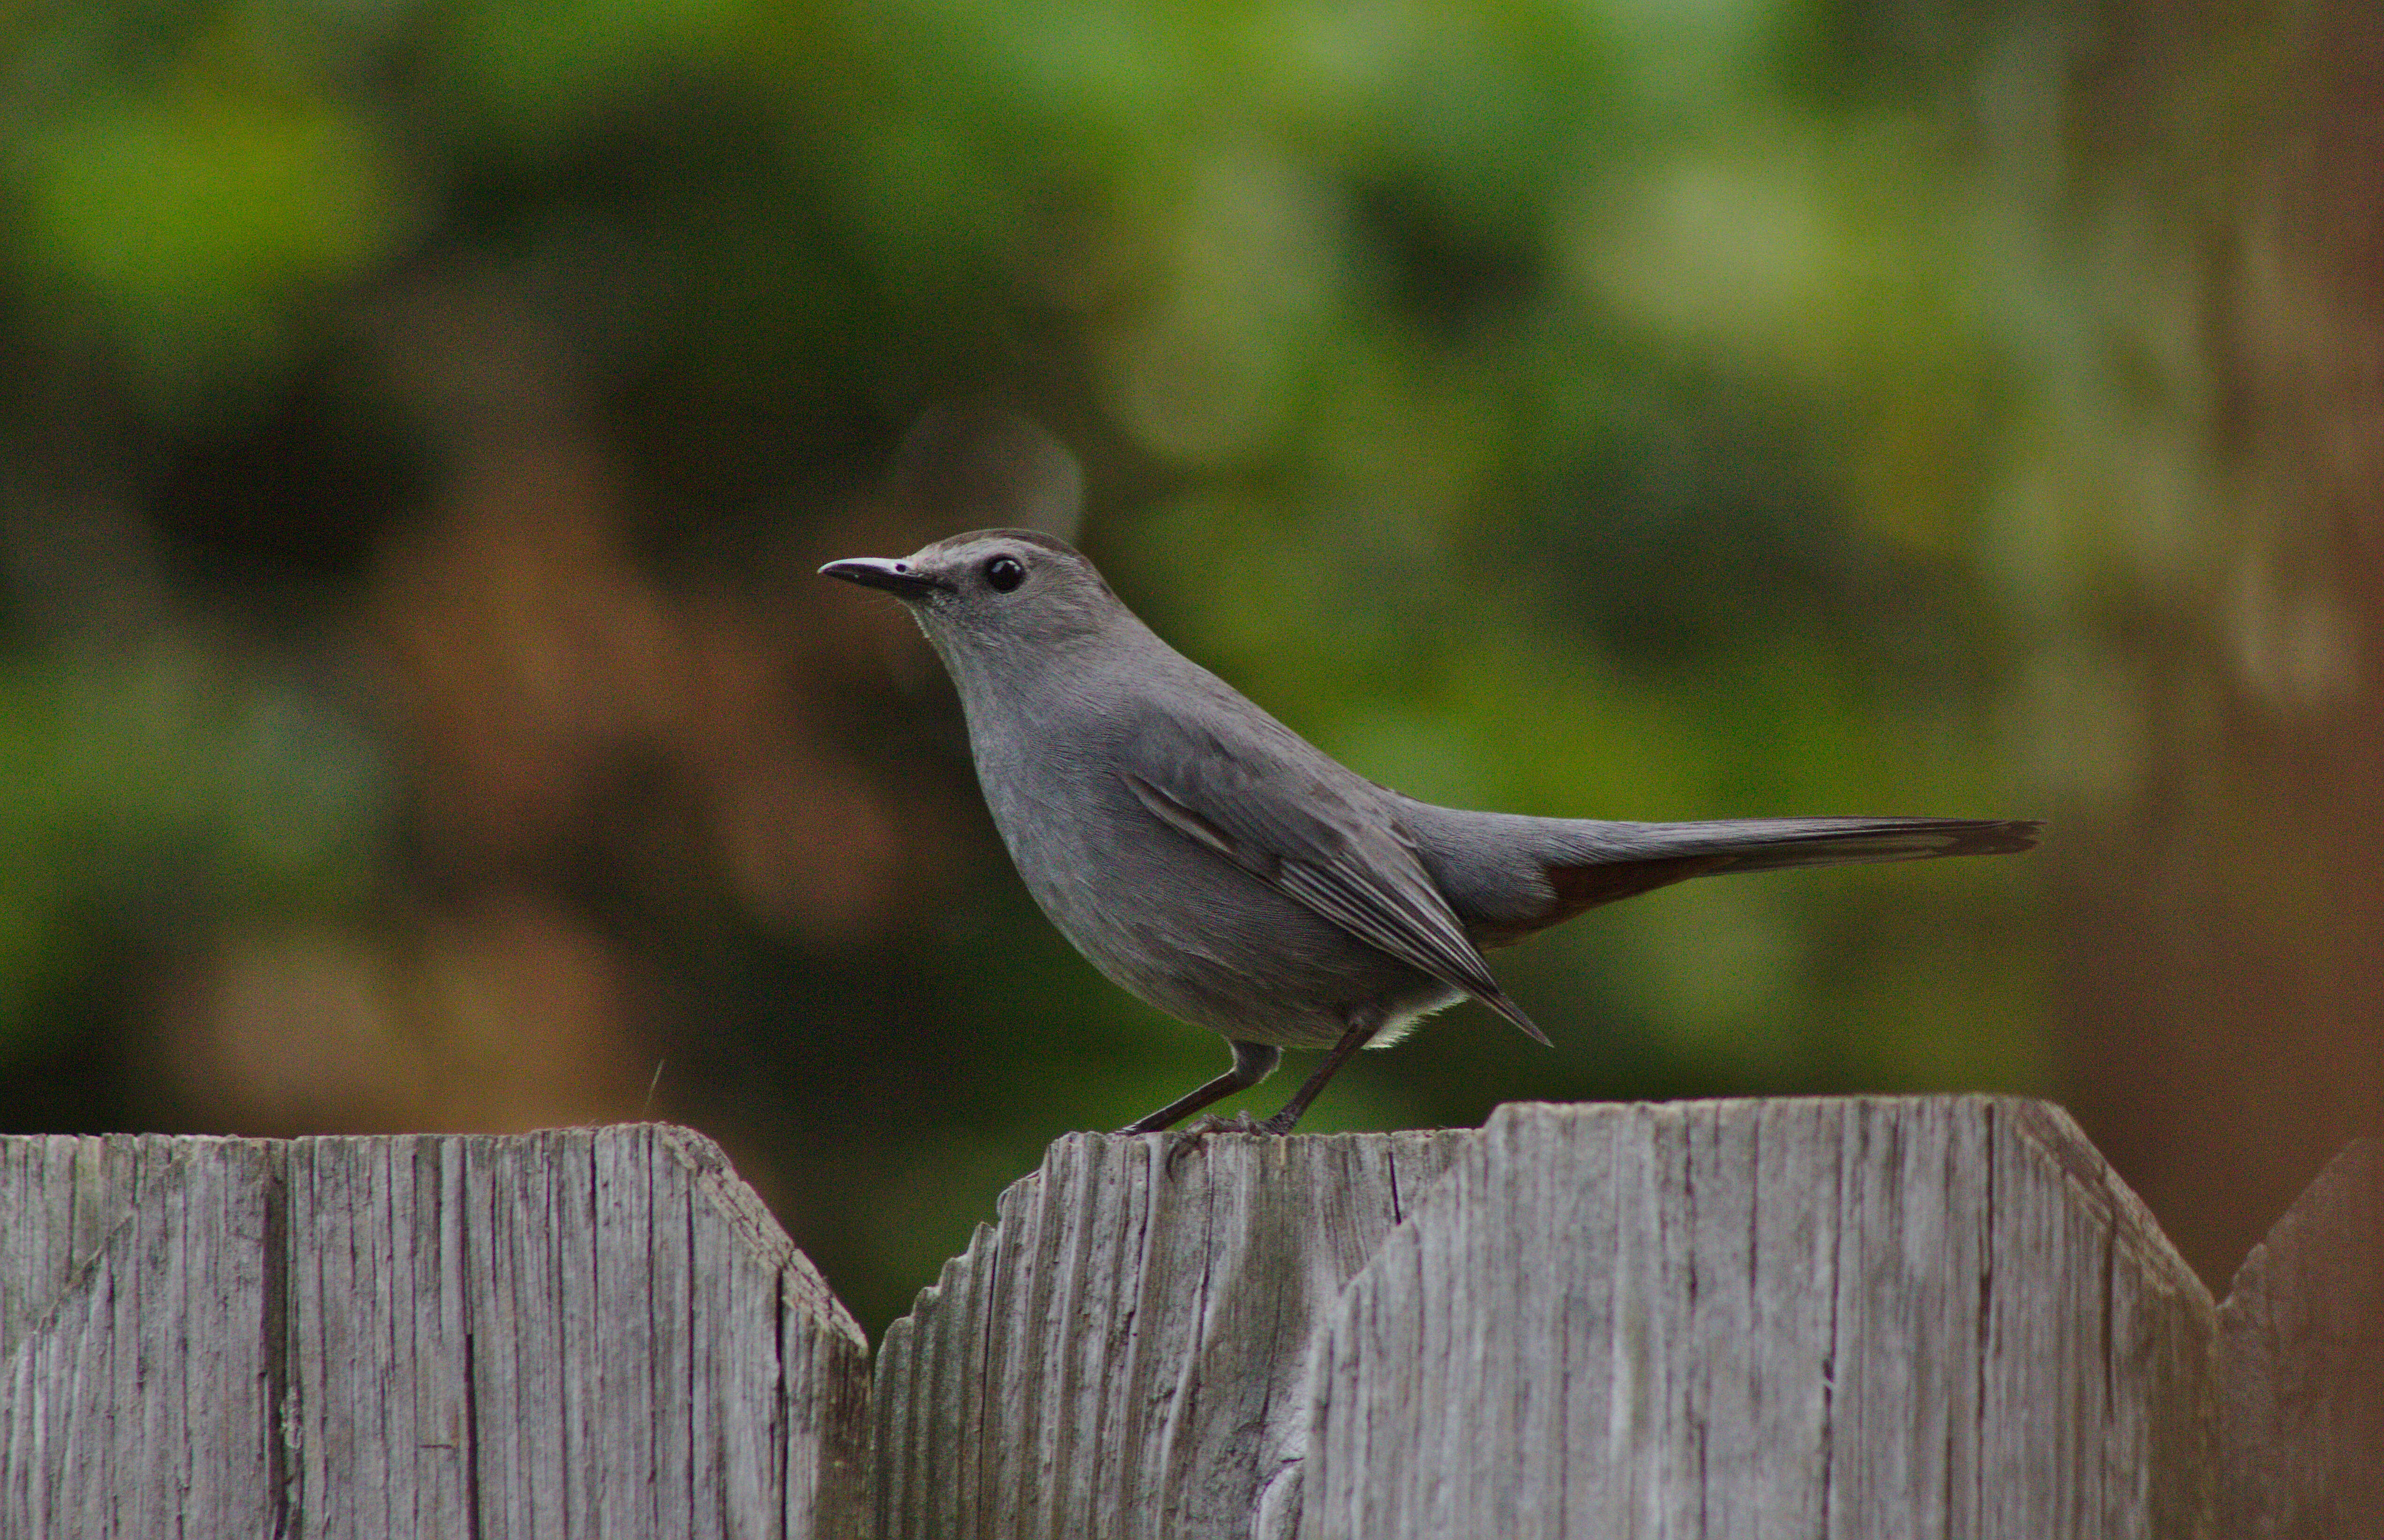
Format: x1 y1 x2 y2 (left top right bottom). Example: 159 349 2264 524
2 0 2376 1334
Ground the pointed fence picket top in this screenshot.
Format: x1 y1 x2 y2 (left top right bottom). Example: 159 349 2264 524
1293 1097 2213 1539
0 1125 868 1540
2216 1137 2384 1539
870 1129 1472 1540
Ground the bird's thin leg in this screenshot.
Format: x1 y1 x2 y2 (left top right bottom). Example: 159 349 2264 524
1250 1015 1377 1136
1117 1040 1281 1135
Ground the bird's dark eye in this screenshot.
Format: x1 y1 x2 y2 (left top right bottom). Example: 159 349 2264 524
983 554 1026 593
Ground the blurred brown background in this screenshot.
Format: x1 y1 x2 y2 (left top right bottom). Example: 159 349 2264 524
0 0 2376 1333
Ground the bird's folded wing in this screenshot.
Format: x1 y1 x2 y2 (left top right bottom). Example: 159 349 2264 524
1120 722 1549 1044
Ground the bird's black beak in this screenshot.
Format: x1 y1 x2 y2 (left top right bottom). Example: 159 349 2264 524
819 557 948 598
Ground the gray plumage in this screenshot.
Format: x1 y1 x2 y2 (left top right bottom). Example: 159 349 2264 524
823 411 2040 1136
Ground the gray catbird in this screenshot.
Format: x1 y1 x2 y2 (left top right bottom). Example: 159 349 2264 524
824 412 2040 1137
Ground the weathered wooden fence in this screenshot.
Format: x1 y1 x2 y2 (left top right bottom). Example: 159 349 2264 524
1 1099 2374 1538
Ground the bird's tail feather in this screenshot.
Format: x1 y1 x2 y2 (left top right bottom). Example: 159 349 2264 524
1606 816 2042 872
1518 816 2041 935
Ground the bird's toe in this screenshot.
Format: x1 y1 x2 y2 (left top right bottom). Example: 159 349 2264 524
1158 1111 1274 1174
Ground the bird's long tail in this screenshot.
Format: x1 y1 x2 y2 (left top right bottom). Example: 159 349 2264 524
1543 815 2041 927
1599 815 2041 871
1407 805 2043 945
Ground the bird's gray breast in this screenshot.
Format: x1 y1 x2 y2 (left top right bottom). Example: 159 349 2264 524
957 676 1439 1047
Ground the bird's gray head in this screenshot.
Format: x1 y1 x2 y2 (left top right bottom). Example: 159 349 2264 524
820 528 1128 658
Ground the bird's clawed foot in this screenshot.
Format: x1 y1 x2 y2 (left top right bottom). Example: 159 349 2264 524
1140 1109 1301 1174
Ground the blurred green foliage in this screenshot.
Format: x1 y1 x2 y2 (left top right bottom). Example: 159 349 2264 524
1 0 2253 1331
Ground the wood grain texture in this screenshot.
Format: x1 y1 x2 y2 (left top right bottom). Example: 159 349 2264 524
1 1134 276 1540
872 1128 1472 1540
2216 1138 2383 1540
1295 1098 2214 1540
0 1125 868 1540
